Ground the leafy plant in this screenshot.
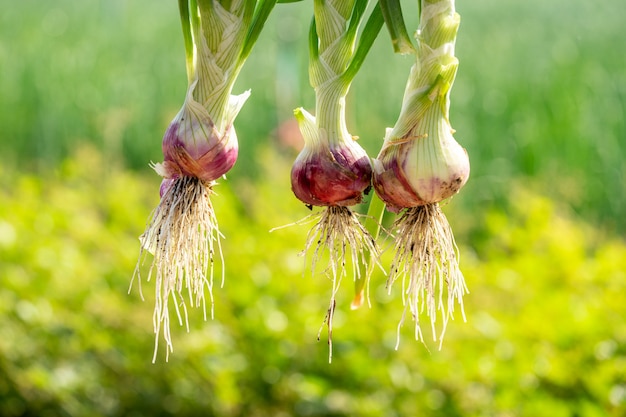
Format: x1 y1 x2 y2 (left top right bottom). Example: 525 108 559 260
1 148 625 416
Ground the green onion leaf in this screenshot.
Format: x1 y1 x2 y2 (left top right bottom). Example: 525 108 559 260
380 0 416 54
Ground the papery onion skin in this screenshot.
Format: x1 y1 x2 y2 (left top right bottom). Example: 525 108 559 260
159 178 176 198
291 143 372 207
373 104 470 211
373 139 469 212
160 120 238 183
372 155 426 213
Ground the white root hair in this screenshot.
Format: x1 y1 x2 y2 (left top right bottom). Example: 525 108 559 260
132 176 223 362
388 203 467 350
302 206 379 363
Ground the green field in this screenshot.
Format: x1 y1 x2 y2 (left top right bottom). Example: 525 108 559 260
1 0 625 416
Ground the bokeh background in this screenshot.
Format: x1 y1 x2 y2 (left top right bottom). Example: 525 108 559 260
1 0 625 416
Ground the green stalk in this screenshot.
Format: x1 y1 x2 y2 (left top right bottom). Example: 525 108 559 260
311 0 385 121
388 0 460 140
191 0 267 129
341 3 384 84
308 17 319 63
345 0 369 48
309 0 358 142
239 0 278 63
379 0 415 54
351 191 386 309
178 0 195 84
189 0 200 43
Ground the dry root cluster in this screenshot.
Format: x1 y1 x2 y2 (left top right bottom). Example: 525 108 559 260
133 176 223 361
388 203 467 349
300 206 379 362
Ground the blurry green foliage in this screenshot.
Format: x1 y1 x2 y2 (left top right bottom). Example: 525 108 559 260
1 0 625 415
1 147 625 416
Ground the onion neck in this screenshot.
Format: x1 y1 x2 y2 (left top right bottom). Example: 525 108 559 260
315 80 351 147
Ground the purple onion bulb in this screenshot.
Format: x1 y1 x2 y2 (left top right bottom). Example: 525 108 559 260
290 108 372 207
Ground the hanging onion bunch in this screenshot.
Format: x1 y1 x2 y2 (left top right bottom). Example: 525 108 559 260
133 0 277 362
373 0 470 348
288 0 384 361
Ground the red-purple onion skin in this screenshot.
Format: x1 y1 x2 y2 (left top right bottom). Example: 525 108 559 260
160 121 238 182
159 178 176 198
291 145 372 207
373 154 426 213
373 144 470 211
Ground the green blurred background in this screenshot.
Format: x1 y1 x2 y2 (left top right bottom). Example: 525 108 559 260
1 0 625 416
